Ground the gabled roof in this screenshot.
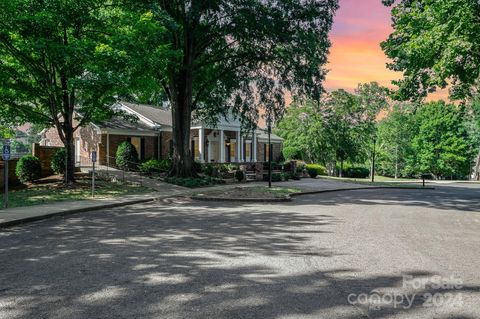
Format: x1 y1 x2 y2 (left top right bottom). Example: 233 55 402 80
120 101 172 128
96 116 156 133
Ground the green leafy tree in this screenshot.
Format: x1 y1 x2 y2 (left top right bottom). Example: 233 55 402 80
376 104 417 178
0 0 132 184
412 101 473 179
382 0 480 101
126 0 339 177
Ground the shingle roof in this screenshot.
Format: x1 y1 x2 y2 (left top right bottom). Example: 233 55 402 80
256 129 283 143
96 116 156 133
121 101 172 127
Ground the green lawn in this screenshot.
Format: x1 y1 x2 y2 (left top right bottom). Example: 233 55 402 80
0 179 151 209
192 185 302 199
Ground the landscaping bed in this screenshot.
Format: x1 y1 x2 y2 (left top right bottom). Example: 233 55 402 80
0 173 151 209
191 186 301 202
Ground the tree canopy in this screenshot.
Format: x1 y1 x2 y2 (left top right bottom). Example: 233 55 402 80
124 0 339 176
382 0 480 101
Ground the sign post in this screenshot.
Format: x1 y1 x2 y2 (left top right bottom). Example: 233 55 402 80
2 140 11 209
91 150 97 197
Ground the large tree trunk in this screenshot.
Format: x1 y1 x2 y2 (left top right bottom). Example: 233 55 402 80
170 97 195 177
472 148 480 181
339 157 344 177
168 18 197 178
64 130 76 185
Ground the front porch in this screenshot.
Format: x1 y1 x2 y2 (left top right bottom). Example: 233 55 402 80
191 128 257 163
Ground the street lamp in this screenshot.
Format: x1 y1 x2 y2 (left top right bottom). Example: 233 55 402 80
267 114 272 188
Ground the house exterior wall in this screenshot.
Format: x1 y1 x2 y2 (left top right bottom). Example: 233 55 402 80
99 134 159 166
32 143 63 177
257 142 282 162
41 122 100 165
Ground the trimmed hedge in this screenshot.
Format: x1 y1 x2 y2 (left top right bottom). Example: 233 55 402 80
16 155 41 183
116 141 139 170
306 164 326 178
344 167 370 178
51 148 66 174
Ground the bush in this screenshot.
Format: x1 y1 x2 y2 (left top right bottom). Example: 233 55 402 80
16 155 41 183
306 164 327 178
235 170 244 182
138 159 171 175
164 176 226 188
344 167 370 178
295 160 307 174
263 172 282 182
116 141 139 170
51 148 66 174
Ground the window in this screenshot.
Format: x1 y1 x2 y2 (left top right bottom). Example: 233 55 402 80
131 137 141 157
230 140 235 161
264 143 270 162
245 142 251 161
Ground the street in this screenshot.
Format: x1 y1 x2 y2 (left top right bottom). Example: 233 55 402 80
1 184 479 319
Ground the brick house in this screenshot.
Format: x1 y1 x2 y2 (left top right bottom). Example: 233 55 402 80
41 102 283 166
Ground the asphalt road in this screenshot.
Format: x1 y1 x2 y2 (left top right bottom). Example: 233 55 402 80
0 183 479 319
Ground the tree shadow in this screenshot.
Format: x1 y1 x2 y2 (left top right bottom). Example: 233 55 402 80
0 197 478 318
291 185 480 212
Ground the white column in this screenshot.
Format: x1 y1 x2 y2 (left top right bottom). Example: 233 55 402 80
199 128 205 163
253 131 257 162
219 129 225 163
236 130 241 163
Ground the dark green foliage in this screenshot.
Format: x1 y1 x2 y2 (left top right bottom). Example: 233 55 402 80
382 0 480 100
306 164 327 178
164 176 226 188
16 155 41 183
138 159 171 175
115 142 139 170
343 167 370 179
51 148 66 175
235 170 245 182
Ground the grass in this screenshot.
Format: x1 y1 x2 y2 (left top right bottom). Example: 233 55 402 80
0 178 151 209
318 175 428 188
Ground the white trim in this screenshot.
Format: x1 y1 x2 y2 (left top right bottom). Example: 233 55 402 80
102 129 158 137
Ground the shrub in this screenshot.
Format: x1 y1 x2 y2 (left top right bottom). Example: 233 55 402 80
264 172 282 182
344 167 370 178
138 159 171 175
235 170 244 182
16 155 41 183
306 164 327 178
116 141 138 170
295 160 307 174
51 148 66 174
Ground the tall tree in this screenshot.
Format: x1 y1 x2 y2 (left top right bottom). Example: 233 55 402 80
382 0 480 101
412 101 473 179
376 104 417 178
0 0 132 184
127 0 339 177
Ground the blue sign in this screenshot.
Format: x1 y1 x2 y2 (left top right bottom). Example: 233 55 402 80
91 151 97 163
2 145 10 161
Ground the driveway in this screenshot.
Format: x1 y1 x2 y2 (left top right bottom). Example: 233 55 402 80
0 184 479 318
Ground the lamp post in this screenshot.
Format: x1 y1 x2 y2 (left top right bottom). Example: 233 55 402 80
267 114 272 188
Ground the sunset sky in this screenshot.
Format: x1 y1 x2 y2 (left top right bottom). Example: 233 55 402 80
325 0 447 100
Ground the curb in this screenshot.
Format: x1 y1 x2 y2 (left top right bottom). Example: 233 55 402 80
191 195 291 203
0 196 169 229
290 186 435 197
